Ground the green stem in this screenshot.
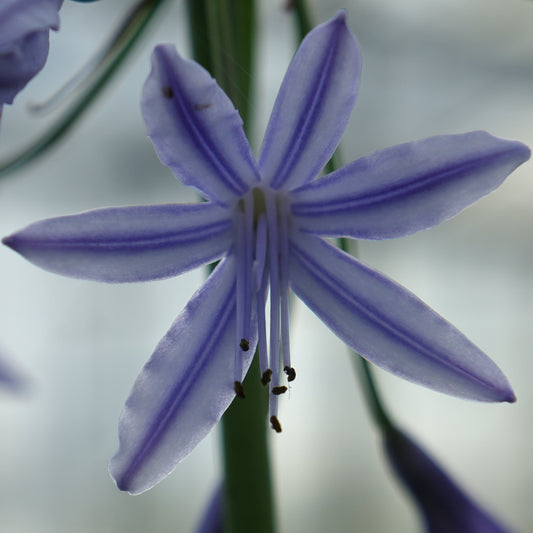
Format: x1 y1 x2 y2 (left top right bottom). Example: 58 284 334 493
221 357 275 533
356 358 393 431
0 0 169 179
290 0 313 39
185 2 274 532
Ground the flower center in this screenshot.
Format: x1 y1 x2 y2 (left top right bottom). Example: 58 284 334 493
233 186 295 432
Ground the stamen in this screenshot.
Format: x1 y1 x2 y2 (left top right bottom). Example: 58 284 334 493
234 211 247 384
234 193 255 386
279 196 292 374
243 192 255 336
270 416 282 433
234 381 245 399
265 191 280 391
255 213 269 378
272 386 288 395
266 191 285 430
284 366 296 382
255 213 268 289
261 369 273 386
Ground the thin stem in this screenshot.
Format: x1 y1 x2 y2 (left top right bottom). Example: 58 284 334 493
356 358 393 431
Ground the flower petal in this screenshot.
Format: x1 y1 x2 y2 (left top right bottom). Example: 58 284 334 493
289 233 515 402
142 45 260 205
109 257 256 494
384 427 511 533
0 0 62 107
291 132 531 239
0 32 49 109
0 0 61 49
2 203 232 282
258 10 360 191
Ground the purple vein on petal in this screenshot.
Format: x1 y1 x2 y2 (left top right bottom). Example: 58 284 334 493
293 159 494 215
156 48 251 198
267 29 340 191
115 270 236 491
9 218 230 251
289 237 515 402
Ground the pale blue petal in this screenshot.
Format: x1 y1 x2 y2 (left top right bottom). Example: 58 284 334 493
2 203 232 282
109 257 257 494
142 45 260 205
289 233 515 402
258 10 360 191
291 132 531 239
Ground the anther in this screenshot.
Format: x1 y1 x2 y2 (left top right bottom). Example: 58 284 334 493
162 86 173 99
234 381 245 399
261 369 272 386
284 366 296 382
272 386 287 395
270 415 282 433
240 338 250 351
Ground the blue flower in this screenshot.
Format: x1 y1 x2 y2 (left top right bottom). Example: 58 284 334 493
2 11 529 494
0 0 63 113
384 427 513 533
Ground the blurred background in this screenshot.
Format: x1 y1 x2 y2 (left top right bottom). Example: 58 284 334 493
1 0 532 531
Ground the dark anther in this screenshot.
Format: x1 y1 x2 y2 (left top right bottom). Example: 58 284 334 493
284 366 296 382
270 416 281 433
270 415 282 433
240 338 250 351
261 369 272 386
234 381 245 399
162 86 173 99
272 386 288 395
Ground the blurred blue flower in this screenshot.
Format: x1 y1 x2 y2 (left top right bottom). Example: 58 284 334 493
3 11 529 493
384 427 512 533
0 0 63 113
0 349 27 393
195 486 223 533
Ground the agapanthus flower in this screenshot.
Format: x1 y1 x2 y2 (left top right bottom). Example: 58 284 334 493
384 427 512 533
2 11 529 494
0 0 63 113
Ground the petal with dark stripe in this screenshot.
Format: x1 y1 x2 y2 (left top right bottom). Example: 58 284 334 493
258 10 360 191
109 257 256 494
143 45 260 205
2 203 232 282
291 132 530 239
289 233 515 403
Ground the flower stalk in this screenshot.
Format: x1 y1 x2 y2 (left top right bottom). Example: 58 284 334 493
185 2 275 532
